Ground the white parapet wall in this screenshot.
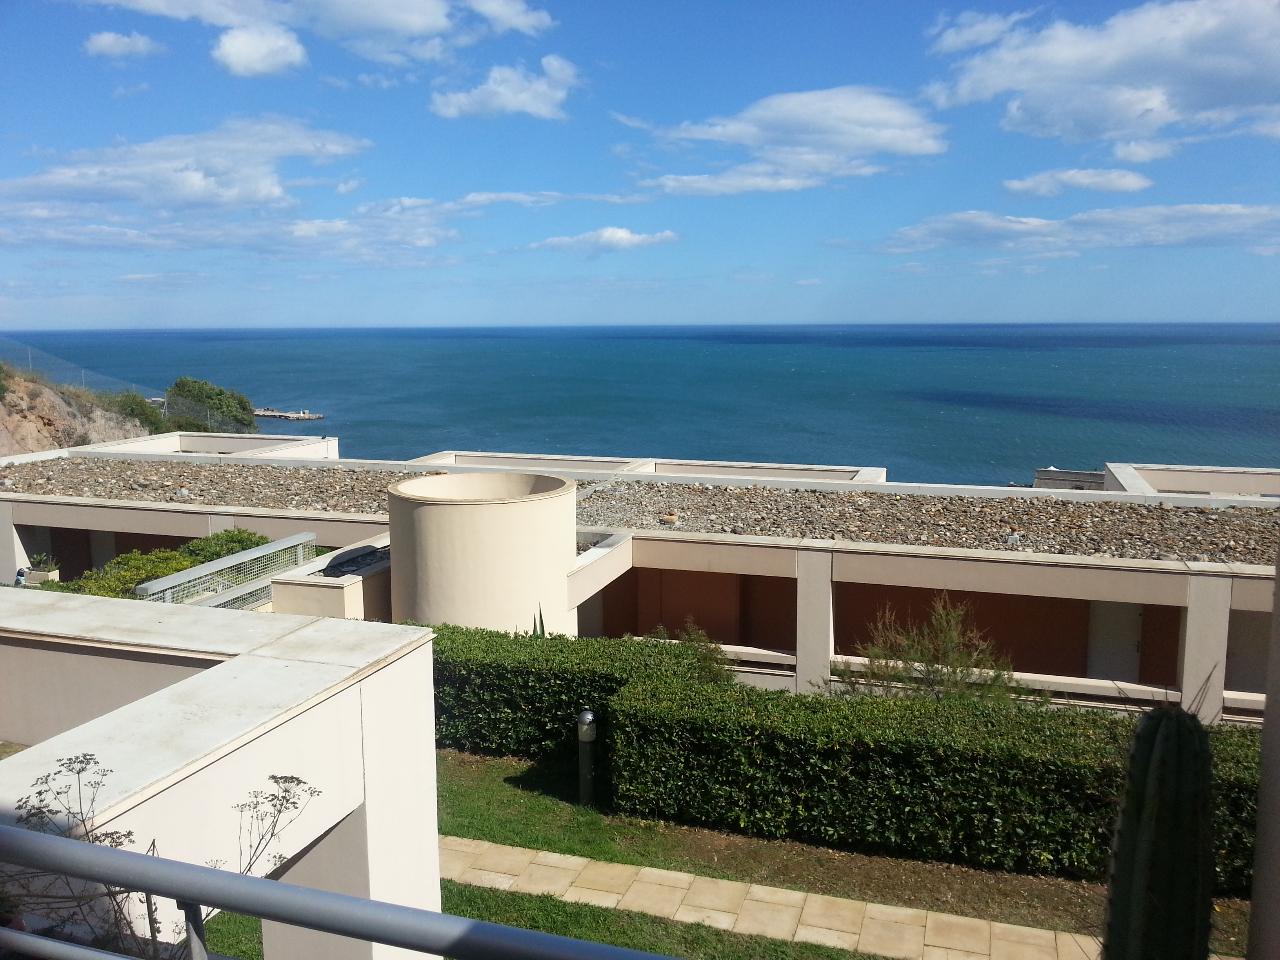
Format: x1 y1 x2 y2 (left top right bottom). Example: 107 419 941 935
0 590 438 960
388 472 578 634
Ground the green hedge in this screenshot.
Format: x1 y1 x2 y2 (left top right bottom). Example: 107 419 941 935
1208 724 1262 892
430 626 1260 893
610 679 1259 892
432 624 720 759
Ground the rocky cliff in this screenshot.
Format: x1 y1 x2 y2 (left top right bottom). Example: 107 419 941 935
0 372 149 456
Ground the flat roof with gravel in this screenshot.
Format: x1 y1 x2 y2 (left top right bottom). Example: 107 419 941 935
2 458 1277 564
580 482 1279 565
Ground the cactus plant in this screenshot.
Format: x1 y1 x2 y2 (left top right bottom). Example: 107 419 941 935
1103 703 1214 960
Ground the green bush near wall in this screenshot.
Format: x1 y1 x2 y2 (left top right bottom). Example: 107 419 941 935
432 624 720 759
430 626 1261 893
44 529 270 598
1208 723 1262 892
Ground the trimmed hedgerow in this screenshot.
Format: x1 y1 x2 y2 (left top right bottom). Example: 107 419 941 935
429 625 1260 892
608 678 1259 892
1208 723 1261 892
432 625 720 759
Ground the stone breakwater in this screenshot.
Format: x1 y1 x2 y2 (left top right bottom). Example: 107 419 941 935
0 459 426 515
2 459 1277 564
578 481 1280 565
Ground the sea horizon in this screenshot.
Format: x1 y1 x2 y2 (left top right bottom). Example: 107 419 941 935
5 322 1279 486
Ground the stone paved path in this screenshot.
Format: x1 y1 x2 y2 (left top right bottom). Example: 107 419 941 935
442 835 1230 960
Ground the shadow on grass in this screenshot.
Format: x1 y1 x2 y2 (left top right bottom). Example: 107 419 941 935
502 752 582 805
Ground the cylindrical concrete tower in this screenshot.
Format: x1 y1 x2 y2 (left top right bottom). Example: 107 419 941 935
388 472 577 634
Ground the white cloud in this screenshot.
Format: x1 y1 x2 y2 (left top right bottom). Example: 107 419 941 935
1111 139 1177 163
641 86 944 196
212 24 307 76
431 54 579 119
0 118 367 208
1003 168 1154 196
794 277 822 286
84 31 163 58
112 82 151 98
927 10 1033 53
929 0 1280 149
80 0 553 72
891 203 1280 253
466 0 552 35
336 178 364 194
531 226 677 253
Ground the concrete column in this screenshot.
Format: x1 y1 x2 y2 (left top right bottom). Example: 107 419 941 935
0 502 31 583
88 530 116 568
796 550 834 693
1179 575 1232 723
1247 542 1280 960
263 644 439 960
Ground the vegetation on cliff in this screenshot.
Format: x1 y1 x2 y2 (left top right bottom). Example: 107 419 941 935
0 362 259 456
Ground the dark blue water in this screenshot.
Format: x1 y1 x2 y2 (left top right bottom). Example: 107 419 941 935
6 324 1279 485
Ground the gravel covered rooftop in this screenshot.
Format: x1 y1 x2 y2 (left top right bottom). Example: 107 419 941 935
581 482 1280 565
0 458 423 515
2 457 1277 565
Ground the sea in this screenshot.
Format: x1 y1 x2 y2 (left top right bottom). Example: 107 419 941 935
5 324 1279 486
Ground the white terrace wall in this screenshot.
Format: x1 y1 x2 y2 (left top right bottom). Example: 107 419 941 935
0 592 439 960
0 635 215 746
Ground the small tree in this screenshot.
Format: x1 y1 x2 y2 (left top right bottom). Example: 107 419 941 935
835 594 1020 701
4 754 319 958
164 378 257 434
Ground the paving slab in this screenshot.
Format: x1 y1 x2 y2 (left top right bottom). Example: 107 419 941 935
926 912 991 954
438 847 480 881
992 924 1057 948
868 902 928 926
860 917 927 959
511 863 580 897
683 876 750 913
747 883 807 907
637 866 696 889
799 893 867 934
532 850 590 871
471 844 537 876
618 881 687 919
457 868 516 891
733 901 802 940
575 861 641 894
562 886 622 909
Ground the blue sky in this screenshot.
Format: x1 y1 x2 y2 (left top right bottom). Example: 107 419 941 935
1 0 1278 328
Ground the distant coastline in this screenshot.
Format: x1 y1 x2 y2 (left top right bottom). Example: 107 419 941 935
6 323 1279 485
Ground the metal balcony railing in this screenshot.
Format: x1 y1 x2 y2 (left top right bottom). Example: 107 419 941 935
0 825 674 960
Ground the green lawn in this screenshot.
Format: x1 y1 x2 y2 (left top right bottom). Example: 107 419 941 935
436 749 1251 957
206 883 870 960
207 911 263 960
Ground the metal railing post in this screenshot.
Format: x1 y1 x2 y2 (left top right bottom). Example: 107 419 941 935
179 901 208 960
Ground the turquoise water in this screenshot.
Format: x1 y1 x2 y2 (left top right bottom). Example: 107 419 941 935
7 324 1280 485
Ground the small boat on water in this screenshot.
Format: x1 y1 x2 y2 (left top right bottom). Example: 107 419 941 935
254 407 325 421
